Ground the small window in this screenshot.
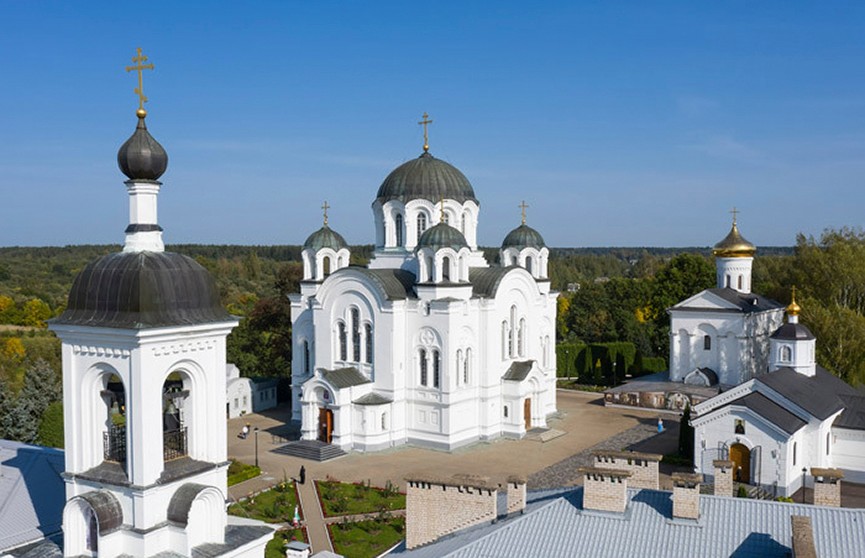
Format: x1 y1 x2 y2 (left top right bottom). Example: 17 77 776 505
382 412 388 431
338 322 347 361
793 442 797 466
442 256 451 282
323 256 332 277
417 213 427 239
365 323 373 364
725 274 731 288
433 349 441 389
738 275 744 290
526 257 533 275
419 349 428 386
395 214 404 247
827 432 831 455
735 419 745 435
504 406 509 418
234 398 239 409
464 348 471 385
781 345 792 362
303 340 311 374
351 308 361 362
704 335 711 350
242 395 247 407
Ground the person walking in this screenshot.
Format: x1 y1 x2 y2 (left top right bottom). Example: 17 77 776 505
299 465 306 485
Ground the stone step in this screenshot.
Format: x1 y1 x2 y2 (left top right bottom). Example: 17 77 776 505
273 440 347 462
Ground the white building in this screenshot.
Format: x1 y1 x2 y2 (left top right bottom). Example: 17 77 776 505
691 295 865 495
226 364 278 419
290 138 558 452
47 100 272 556
668 219 785 388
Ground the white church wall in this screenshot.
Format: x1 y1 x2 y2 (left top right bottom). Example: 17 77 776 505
226 378 252 418
832 427 865 484
669 312 743 383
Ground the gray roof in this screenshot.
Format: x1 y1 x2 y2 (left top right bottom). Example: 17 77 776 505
470 266 516 298
416 223 468 251
76 491 123 535
117 114 168 181
192 525 274 558
771 322 816 341
168 483 210 526
303 225 348 251
757 366 857 421
331 267 416 301
502 360 534 382
376 151 477 204
0 441 65 553
727 392 807 435
320 367 372 389
834 394 865 430
353 392 393 406
53 251 232 330
392 487 865 558
707 288 783 313
502 224 546 249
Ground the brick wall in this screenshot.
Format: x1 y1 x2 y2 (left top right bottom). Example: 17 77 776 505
592 450 661 490
580 468 630 513
405 478 498 549
672 472 702 520
506 475 526 515
811 468 843 508
713 459 734 497
791 516 817 558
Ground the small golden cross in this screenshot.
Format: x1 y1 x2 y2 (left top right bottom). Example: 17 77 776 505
730 206 740 225
418 112 433 152
126 47 155 115
519 200 529 225
322 201 330 226
791 285 797 304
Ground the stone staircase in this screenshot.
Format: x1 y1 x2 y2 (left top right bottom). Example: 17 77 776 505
273 440 347 462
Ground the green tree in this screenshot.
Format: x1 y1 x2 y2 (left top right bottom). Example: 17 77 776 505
0 378 10 439
37 401 64 448
4 359 61 443
21 298 52 328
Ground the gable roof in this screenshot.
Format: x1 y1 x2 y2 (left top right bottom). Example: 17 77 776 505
502 360 534 382
671 287 783 314
834 394 865 430
320 367 373 389
756 367 857 421
728 392 807 435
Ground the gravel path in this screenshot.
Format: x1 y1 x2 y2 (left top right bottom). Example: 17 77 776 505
528 422 660 489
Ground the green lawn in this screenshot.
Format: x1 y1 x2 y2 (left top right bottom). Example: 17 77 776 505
228 482 300 523
330 517 405 558
316 480 406 517
265 528 307 558
227 459 261 486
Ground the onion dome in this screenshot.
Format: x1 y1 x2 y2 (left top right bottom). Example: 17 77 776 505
304 225 348 251
416 222 469 251
376 152 477 204
502 224 546 249
713 222 756 258
786 286 801 317
117 113 168 181
54 251 231 329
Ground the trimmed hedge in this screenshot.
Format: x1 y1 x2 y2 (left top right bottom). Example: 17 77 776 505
557 341 667 385
227 460 261 486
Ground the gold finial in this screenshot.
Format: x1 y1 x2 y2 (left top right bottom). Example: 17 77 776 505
321 201 330 226
787 285 801 316
418 112 433 152
126 47 155 117
730 206 740 226
519 200 529 225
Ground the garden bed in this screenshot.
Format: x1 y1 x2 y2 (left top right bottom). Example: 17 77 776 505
328 517 405 558
315 479 406 517
228 480 302 523
265 527 308 558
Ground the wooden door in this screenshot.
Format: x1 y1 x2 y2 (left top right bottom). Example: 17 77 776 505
524 398 532 431
318 408 334 444
730 443 751 484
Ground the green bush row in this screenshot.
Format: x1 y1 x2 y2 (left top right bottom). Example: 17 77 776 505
227 462 261 486
556 341 667 385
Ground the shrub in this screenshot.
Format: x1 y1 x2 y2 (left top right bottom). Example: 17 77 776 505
37 401 64 448
736 486 749 498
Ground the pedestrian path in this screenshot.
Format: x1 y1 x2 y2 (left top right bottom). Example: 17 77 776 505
296 478 334 554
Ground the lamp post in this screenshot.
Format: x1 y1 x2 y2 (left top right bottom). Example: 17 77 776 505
254 427 260 468
801 467 807 504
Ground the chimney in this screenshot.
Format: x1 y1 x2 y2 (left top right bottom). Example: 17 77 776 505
791 515 818 558
591 450 662 489
579 467 630 514
506 475 527 515
671 472 702 520
405 474 498 549
811 468 843 507
713 459 734 497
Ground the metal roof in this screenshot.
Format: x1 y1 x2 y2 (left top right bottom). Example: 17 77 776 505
376 151 477 204
771 323 816 341
706 288 784 313
320 367 373 389
331 267 417 301
117 114 168 181
757 367 857 421
728 392 807 435
502 360 534 382
303 225 348 251
353 392 393 406
502 224 546 249
0 441 65 553
469 266 514 298
392 487 865 558
416 223 468 251
834 394 865 430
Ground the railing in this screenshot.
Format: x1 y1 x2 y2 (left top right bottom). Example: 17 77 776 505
103 425 127 463
163 427 188 461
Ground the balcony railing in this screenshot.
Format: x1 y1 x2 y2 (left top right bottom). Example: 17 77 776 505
163 427 188 461
103 425 127 463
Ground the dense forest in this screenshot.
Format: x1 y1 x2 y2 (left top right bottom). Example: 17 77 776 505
3 230 865 448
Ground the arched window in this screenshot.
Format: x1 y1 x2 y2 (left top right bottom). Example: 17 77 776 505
793 442 797 466
417 213 427 238
433 350 441 389
518 318 527 357
464 348 471 385
461 212 467 234
456 349 462 386
338 322 347 361
419 348 428 386
738 275 744 290
303 340 310 374
526 256 533 275
323 256 331 277
351 308 361 362
365 323 373 364
425 255 433 282
382 412 388 431
781 345 792 362
509 305 518 357
442 256 451 282
827 432 831 455
725 274 731 288
395 214 404 247
703 335 711 351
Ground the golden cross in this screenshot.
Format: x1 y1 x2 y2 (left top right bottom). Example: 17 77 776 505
519 200 529 225
322 201 330 226
439 197 445 221
791 285 797 304
730 206 740 225
418 112 433 152
125 47 155 115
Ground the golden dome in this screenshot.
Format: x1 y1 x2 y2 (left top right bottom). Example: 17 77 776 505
713 222 756 258
787 286 801 316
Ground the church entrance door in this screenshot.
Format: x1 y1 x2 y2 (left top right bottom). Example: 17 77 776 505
730 443 751 484
524 398 531 430
318 408 333 444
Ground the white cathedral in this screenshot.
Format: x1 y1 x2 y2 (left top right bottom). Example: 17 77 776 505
289 132 559 452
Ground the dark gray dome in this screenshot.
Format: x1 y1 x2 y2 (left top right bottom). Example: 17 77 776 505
771 322 816 341
55 251 231 329
117 115 168 181
304 225 348 251
502 224 546 249
416 222 468 251
376 152 477 204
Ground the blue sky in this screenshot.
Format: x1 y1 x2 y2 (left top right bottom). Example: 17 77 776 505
1 2 864 248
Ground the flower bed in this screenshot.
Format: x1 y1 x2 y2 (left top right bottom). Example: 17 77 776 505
315 479 406 517
228 481 302 523
328 517 406 558
265 527 308 558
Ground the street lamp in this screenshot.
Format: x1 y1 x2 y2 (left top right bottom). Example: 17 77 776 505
801 467 807 504
254 427 260 468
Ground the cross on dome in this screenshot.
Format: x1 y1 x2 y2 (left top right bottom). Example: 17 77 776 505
730 206 740 225
125 47 154 117
418 112 433 152
519 200 529 225
322 201 330 226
